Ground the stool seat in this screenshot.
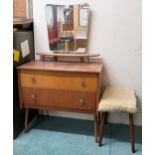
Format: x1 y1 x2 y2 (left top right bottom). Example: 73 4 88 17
98 87 137 113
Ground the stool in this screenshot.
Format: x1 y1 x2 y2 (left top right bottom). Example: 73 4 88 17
98 87 137 153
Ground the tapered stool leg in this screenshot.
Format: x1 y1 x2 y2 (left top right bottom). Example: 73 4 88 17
129 113 135 153
24 108 29 133
99 113 106 146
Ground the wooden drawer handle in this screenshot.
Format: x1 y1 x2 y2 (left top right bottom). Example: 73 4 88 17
31 77 36 84
80 80 85 87
80 98 85 105
31 94 36 101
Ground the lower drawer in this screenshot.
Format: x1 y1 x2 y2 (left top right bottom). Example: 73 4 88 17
21 87 96 111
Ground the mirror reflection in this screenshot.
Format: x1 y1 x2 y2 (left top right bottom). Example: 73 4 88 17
45 3 90 53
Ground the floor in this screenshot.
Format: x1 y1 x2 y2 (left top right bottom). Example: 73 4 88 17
13 116 142 155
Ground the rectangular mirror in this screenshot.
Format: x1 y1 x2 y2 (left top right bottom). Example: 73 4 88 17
45 3 90 53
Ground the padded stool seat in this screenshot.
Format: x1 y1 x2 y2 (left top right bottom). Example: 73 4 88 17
98 87 137 153
98 87 137 113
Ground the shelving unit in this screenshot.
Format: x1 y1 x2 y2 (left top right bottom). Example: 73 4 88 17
13 19 38 139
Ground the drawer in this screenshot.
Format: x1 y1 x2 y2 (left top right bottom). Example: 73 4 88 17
21 88 96 111
19 70 97 92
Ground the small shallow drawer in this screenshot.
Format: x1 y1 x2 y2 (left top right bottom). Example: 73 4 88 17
19 70 97 92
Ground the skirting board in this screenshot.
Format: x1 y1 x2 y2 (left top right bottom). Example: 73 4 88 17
39 110 142 126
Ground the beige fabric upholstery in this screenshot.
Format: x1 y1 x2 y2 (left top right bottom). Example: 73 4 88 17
98 87 137 113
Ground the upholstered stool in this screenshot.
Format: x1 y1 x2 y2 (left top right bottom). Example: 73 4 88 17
98 87 137 153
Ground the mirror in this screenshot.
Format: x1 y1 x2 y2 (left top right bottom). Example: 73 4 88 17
45 3 90 53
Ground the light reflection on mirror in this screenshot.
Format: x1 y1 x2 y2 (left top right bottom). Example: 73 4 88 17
45 3 90 53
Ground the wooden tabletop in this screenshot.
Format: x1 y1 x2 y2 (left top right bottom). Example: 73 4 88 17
17 61 103 73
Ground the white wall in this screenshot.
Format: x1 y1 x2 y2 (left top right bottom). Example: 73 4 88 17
33 0 142 125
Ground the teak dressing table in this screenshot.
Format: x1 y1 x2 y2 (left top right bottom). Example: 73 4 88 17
17 60 103 141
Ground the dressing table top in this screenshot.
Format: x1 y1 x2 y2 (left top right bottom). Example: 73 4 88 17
17 61 103 73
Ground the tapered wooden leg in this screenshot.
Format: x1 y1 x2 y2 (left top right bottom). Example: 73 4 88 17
24 108 29 133
94 112 101 143
99 113 106 146
97 111 101 141
129 113 135 153
94 114 98 143
98 111 101 123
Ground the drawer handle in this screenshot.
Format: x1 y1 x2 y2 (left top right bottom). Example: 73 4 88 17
31 77 36 84
31 94 36 101
80 80 85 87
80 98 85 105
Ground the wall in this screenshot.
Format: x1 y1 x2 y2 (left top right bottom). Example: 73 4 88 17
33 0 142 125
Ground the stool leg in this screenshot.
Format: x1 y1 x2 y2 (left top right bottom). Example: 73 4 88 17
24 108 29 133
129 113 135 153
99 112 107 146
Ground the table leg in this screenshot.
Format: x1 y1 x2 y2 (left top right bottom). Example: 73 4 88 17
24 108 29 133
94 114 99 143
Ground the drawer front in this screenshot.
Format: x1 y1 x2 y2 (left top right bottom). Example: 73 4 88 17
20 70 97 92
21 87 96 111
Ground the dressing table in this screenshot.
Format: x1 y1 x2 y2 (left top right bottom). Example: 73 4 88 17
17 60 103 141
17 3 103 142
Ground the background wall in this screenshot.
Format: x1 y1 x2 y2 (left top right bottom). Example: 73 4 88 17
33 0 142 125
